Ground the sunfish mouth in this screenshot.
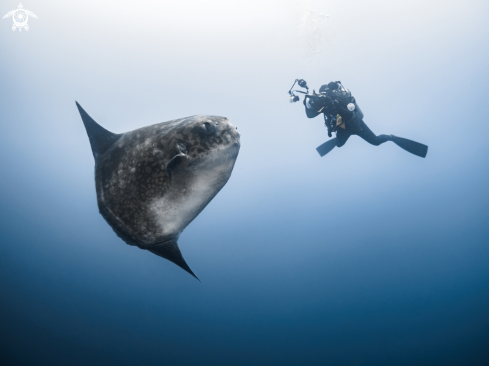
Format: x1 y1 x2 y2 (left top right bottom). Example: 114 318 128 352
234 128 240 143
224 119 240 144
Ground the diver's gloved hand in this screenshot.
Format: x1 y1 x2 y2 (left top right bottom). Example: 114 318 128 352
306 95 326 110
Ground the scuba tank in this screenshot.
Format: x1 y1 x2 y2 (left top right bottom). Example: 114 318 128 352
337 83 364 121
351 101 364 120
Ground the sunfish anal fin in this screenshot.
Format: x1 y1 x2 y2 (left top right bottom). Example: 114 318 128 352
147 241 200 281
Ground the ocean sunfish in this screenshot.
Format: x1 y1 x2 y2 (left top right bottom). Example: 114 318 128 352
76 102 240 280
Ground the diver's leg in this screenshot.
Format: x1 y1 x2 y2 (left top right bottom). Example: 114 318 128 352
355 120 391 146
335 130 351 147
356 120 428 157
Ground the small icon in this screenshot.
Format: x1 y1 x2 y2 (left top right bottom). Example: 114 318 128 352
3 3 37 32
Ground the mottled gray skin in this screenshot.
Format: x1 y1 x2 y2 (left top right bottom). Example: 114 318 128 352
97 116 240 248
77 102 240 279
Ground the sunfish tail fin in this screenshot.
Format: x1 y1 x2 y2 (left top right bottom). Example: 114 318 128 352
390 135 428 158
76 102 121 161
148 241 200 282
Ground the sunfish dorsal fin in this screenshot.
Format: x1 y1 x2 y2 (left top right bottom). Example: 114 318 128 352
76 102 121 161
147 240 200 281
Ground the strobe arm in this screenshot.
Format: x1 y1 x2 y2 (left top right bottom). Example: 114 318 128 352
289 79 309 103
288 79 298 95
288 79 309 95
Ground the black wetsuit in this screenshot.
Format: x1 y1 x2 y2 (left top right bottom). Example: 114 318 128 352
304 88 391 148
335 120 391 147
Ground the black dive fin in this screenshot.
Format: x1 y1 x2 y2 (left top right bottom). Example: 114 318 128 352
76 102 121 161
316 138 337 157
148 241 200 281
391 135 428 158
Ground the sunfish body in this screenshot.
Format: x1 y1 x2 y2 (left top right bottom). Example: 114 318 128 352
76 102 240 280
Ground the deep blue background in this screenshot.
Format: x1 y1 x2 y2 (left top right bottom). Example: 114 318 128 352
1 0 488 365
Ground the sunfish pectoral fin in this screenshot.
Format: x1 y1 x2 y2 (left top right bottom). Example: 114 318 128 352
147 241 200 281
166 142 188 178
75 101 121 161
165 154 186 178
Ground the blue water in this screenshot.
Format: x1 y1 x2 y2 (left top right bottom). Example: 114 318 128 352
1 1 488 365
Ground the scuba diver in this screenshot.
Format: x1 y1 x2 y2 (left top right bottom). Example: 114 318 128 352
288 79 428 158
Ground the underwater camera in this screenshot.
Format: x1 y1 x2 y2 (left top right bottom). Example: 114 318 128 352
288 79 309 103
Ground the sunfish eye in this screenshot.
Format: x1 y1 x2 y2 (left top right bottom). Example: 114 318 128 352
202 122 215 134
